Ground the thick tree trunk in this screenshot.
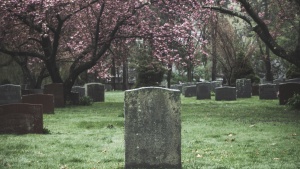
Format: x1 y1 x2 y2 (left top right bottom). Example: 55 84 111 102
111 58 116 90
167 64 172 88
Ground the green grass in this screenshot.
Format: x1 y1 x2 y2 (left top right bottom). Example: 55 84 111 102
1 91 300 169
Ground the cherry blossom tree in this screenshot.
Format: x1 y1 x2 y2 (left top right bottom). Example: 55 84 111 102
0 0 212 97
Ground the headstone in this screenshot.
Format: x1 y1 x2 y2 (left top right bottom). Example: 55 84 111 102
21 89 44 96
124 87 181 169
236 79 252 98
211 81 222 93
252 85 259 96
84 83 105 102
71 86 85 98
196 82 211 100
259 84 277 100
0 84 21 105
0 103 43 134
215 86 237 101
183 85 197 97
22 94 54 114
285 78 300 83
279 83 300 105
44 83 65 107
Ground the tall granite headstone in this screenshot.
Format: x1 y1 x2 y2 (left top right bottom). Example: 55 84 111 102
215 86 237 101
0 103 43 134
22 94 54 114
84 83 105 102
44 83 65 107
279 83 300 105
196 82 211 100
236 79 252 98
0 84 21 105
124 87 181 169
259 84 277 100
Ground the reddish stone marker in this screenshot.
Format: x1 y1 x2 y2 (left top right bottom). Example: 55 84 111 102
22 94 54 114
0 103 43 134
44 83 65 107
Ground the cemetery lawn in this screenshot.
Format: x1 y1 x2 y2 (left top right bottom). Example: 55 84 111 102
0 91 300 169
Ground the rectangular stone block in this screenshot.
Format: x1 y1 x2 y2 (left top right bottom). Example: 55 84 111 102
44 83 65 107
71 86 85 98
22 94 54 114
196 82 211 100
84 83 105 102
215 86 237 101
279 83 300 105
124 87 181 169
0 84 21 105
259 84 277 100
236 79 252 98
0 103 43 134
183 85 196 97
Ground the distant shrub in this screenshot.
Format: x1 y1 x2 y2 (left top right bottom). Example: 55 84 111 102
79 96 93 106
287 93 300 110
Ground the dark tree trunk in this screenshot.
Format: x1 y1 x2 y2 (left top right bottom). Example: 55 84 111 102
167 64 172 88
111 58 116 90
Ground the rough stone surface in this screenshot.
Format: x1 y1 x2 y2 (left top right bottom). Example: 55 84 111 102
0 103 43 134
236 79 252 98
215 86 236 101
259 84 278 100
124 87 181 169
211 81 222 93
71 86 85 98
196 82 211 100
22 94 54 114
44 83 65 107
0 84 21 105
183 85 197 97
84 83 105 102
279 83 300 105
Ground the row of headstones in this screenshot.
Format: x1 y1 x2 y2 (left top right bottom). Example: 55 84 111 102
0 83 106 134
2 84 300 168
171 78 300 103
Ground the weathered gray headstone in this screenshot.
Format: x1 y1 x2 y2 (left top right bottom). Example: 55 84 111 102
259 84 278 100
279 83 300 105
0 84 21 105
196 82 211 100
211 81 222 93
22 94 54 114
71 86 85 98
84 83 105 102
44 83 65 107
0 103 43 134
236 79 252 98
124 87 181 169
215 86 236 101
183 85 197 97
